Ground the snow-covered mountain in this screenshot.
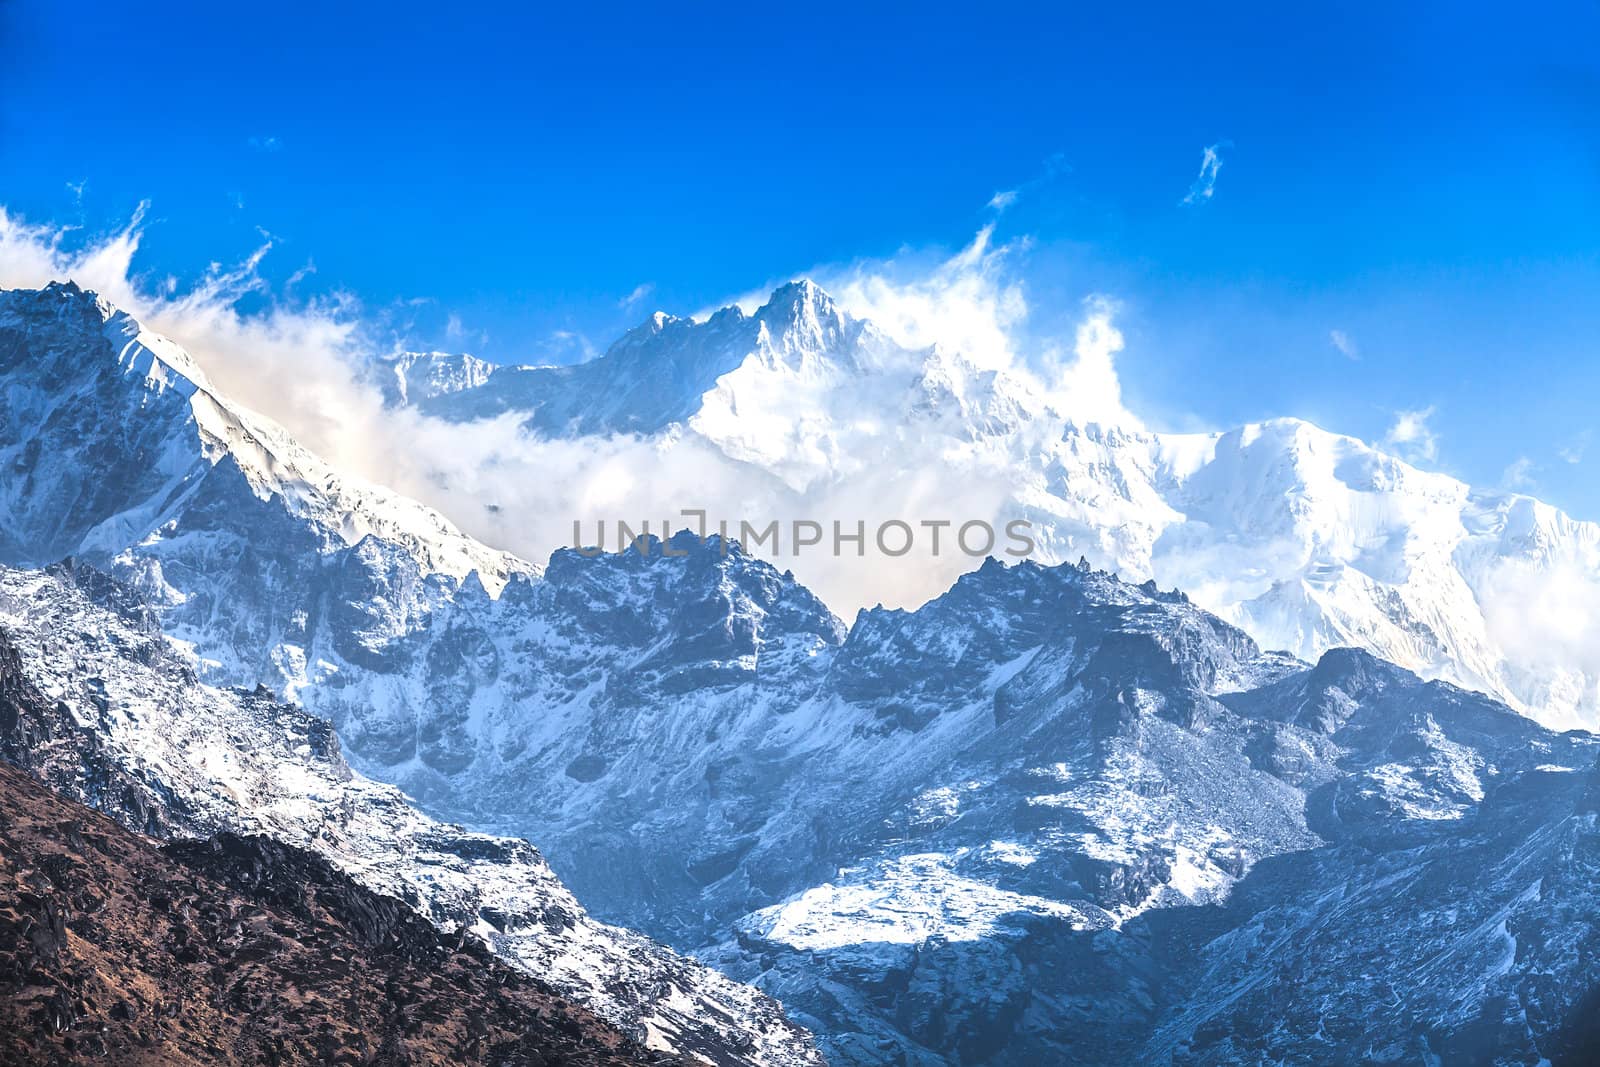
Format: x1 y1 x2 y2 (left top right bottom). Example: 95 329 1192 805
255 528 1600 1063
10 519 1600 1063
380 349 496 406
0 281 534 697
422 282 901 443
410 280 1600 732
720 562 1600 1065
0 559 820 1066
0 281 831 1062
6 277 1600 1063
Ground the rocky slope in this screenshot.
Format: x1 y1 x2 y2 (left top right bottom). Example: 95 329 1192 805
0 560 820 1067
729 625 1600 1065
0 759 663 1066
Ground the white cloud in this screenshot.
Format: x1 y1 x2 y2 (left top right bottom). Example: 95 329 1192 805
248 135 281 152
987 189 1019 212
1027 294 1131 429
1329 329 1358 360
821 224 1028 373
1182 144 1224 205
812 222 1132 422
619 282 655 310
983 154 1070 217
1559 430 1590 465
1482 554 1600 700
285 261 316 289
445 312 466 340
1503 455 1536 489
1385 406 1439 463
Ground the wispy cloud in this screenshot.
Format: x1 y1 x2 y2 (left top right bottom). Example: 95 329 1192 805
248 135 281 153
618 282 655 311
987 189 1020 212
65 180 87 206
1182 143 1225 205
1385 405 1439 462
1559 430 1591 465
440 310 492 349
822 225 1026 372
1329 329 1359 360
985 152 1069 216
548 328 598 363
1503 455 1536 489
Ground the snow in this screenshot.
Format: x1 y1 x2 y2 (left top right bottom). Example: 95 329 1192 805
742 852 1091 950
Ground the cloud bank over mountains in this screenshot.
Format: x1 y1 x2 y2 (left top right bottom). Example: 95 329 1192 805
0 204 1138 612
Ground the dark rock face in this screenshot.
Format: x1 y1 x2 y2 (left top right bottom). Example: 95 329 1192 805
0 761 667 1067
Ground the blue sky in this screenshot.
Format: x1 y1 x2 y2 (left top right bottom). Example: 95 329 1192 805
2 1 1597 513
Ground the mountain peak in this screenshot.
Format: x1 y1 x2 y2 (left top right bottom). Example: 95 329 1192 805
383 350 495 405
751 279 854 362
758 278 839 321
611 308 687 350
2 279 108 328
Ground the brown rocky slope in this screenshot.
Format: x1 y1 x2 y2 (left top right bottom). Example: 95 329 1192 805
0 759 675 1066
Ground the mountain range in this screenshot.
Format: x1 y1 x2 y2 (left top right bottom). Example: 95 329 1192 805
2 277 1600 1064
402 280 1600 733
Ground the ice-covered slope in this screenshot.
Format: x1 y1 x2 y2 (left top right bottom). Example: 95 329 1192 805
413 281 1600 731
0 559 820 1067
